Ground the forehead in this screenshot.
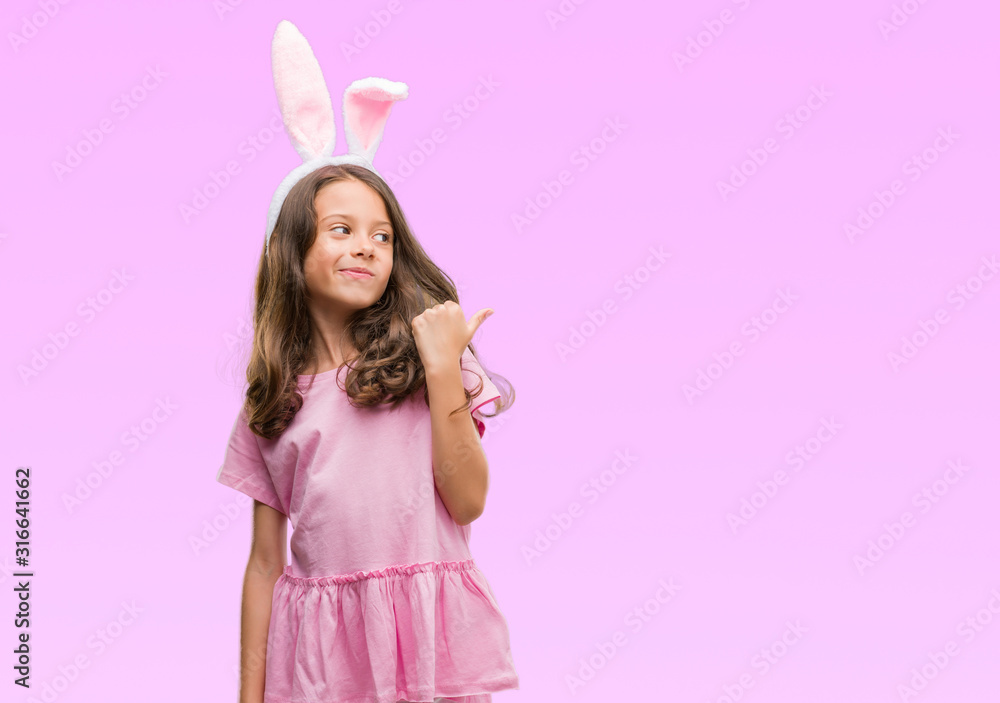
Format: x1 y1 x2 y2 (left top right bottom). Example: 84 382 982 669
314 179 390 220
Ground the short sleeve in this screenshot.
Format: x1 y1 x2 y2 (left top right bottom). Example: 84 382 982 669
216 406 286 516
460 347 502 439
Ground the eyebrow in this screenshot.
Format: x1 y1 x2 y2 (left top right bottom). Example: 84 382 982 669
319 213 392 228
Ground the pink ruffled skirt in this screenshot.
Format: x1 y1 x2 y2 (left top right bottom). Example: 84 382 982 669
263 558 518 703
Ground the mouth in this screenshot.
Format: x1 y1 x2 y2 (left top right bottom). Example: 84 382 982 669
339 268 374 279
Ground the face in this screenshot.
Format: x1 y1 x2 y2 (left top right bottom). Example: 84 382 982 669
303 178 394 316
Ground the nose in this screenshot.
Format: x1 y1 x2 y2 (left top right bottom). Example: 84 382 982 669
353 237 374 256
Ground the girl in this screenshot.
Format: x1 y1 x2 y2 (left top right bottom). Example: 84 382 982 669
218 160 519 703
216 20 519 703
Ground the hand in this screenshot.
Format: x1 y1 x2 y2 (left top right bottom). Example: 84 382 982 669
411 301 493 372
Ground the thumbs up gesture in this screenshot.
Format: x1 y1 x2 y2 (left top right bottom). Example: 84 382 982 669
411 301 494 374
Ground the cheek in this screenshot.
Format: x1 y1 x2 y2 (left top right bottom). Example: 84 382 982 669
303 256 319 278
303 247 336 277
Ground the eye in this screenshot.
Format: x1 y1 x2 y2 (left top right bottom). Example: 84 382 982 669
329 225 391 244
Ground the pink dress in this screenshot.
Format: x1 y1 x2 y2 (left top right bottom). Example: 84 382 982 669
217 348 519 703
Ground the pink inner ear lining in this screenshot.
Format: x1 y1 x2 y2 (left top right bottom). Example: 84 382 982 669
346 92 395 152
293 102 334 156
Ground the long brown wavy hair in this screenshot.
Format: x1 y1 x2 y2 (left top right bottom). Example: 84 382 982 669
242 163 513 439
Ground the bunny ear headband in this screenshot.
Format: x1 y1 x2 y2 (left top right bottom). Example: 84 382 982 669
265 19 408 255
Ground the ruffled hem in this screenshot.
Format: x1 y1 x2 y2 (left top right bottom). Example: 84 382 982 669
262 558 519 703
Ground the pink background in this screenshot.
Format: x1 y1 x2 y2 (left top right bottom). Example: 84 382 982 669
2 0 999 701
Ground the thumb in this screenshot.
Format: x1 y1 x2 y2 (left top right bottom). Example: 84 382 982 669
470 308 494 334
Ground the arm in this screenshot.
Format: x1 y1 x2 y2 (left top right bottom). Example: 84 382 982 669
426 361 490 526
239 500 288 703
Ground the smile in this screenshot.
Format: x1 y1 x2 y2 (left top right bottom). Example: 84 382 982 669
339 269 374 279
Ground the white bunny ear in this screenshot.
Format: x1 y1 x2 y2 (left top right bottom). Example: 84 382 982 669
271 20 335 161
342 77 408 166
